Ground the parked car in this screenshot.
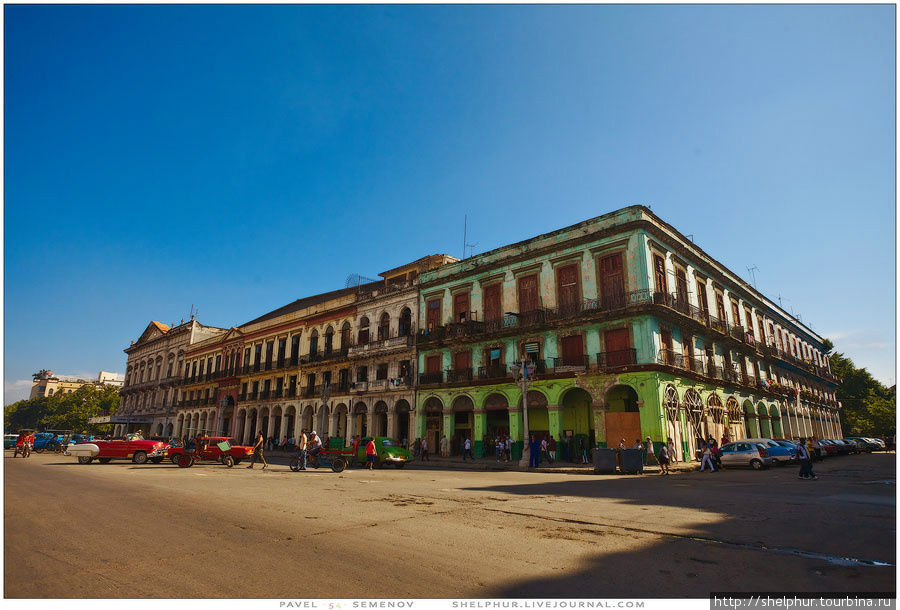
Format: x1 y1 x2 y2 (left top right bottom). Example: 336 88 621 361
842 438 868 452
166 436 255 467
66 438 168 464
826 439 854 455
355 437 413 468
718 441 775 469
31 432 65 453
742 438 796 464
70 434 94 444
4 434 18 449
846 437 878 452
866 437 887 451
817 439 839 457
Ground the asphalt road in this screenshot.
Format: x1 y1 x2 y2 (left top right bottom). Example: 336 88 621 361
4 451 895 598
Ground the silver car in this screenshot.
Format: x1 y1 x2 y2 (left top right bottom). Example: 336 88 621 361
719 441 776 470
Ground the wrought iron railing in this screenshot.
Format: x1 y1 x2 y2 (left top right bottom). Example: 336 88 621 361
596 349 637 370
447 368 473 383
418 371 444 385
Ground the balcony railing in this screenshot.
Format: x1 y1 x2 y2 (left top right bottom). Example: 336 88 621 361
369 379 388 390
685 356 707 375
351 381 368 392
348 333 413 356
478 364 510 381
549 355 589 371
596 349 637 370
447 368 473 383
419 371 444 385
658 349 684 369
729 325 745 342
247 392 258 400
238 393 247 402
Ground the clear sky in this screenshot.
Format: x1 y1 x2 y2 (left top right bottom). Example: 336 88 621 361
4 4 895 404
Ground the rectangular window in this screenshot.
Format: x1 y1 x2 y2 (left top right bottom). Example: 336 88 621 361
266 342 274 364
598 253 625 308
517 274 539 313
356 366 368 382
730 300 741 328
278 338 286 361
603 328 631 367
487 347 502 366
214 355 221 372
715 292 727 322
291 336 300 360
744 309 754 337
556 264 580 314
660 328 673 365
696 281 709 313
254 344 262 365
426 355 442 374
323 371 332 386
560 335 584 366
398 360 411 378
426 299 442 329
307 373 316 388
453 292 470 322
675 268 688 303
377 364 388 380
453 350 472 370
244 348 251 368
653 254 667 294
483 284 502 321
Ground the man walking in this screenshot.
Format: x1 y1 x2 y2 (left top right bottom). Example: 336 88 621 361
463 437 472 461
528 434 541 468
365 437 377 470
420 436 429 461
798 437 817 480
247 431 267 470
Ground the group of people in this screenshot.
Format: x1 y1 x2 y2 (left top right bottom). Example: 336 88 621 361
12 431 35 458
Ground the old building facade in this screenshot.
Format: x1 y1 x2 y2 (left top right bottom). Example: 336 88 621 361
414 206 841 459
118 319 226 437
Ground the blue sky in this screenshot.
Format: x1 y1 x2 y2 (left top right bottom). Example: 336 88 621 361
4 5 895 404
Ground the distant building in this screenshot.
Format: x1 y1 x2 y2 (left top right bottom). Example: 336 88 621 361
29 369 125 399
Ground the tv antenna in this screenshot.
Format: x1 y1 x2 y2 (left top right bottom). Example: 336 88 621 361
345 273 378 289
746 266 759 289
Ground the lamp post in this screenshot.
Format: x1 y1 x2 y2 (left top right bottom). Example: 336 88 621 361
510 360 533 468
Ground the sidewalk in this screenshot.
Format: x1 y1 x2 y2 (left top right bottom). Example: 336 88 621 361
260 448 702 475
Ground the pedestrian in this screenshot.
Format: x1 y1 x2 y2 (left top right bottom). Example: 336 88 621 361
247 431 268 470
528 434 541 468
463 437 472 461
504 436 512 462
297 428 308 470
710 440 722 470
797 437 817 480
580 438 589 464
658 442 670 475
540 437 549 463
699 442 715 472
667 437 678 463
365 437 377 470
548 436 557 462
562 435 570 462
440 435 449 458
634 439 643 450
421 437 429 461
645 436 658 466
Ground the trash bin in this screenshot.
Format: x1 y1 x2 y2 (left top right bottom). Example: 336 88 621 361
591 448 617 474
619 448 644 474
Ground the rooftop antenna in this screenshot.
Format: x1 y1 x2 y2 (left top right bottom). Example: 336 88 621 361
746 266 759 289
466 241 478 258
686 234 694 242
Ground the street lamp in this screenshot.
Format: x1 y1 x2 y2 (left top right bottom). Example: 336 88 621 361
509 360 534 468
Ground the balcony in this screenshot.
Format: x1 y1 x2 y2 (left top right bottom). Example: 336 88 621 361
549 355 589 372
729 325 746 342
368 379 388 390
596 349 637 371
272 388 283 399
348 333 413 357
478 364 510 381
302 348 350 365
419 371 444 385
447 368 473 383
685 356 707 376
657 349 684 369
238 393 247 402
247 392 258 401
351 381 368 392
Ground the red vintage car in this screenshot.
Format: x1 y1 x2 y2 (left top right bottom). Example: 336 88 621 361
69 438 169 465
166 436 255 468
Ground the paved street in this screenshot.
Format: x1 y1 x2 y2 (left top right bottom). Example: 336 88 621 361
4 451 895 598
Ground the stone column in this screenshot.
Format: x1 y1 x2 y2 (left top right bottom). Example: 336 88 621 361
473 410 486 456
548 405 562 441
387 412 396 439
592 400 607 447
443 410 454 454
366 411 375 438
508 407 523 460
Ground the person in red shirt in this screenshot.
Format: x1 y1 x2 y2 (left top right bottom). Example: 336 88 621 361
365 437 377 471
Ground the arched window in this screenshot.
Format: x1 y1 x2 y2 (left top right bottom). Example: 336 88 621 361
324 327 334 355
340 322 351 348
378 313 390 341
358 317 370 344
399 308 412 337
309 330 319 357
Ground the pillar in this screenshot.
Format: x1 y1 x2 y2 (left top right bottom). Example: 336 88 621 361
415 407 426 439
473 410 486 456
443 411 454 452
387 412 396 439
366 411 375 439
508 408 523 460
593 401 606 447
548 405 562 441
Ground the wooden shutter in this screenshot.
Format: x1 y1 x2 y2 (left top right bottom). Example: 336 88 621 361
453 292 470 322
716 293 727 322
730 300 741 328
426 299 441 329
426 355 441 374
560 335 583 365
556 264 580 313
599 253 625 308
454 351 471 370
675 269 688 303
696 281 709 313
604 328 631 367
483 284 502 321
653 255 667 293
518 275 539 313
660 329 673 365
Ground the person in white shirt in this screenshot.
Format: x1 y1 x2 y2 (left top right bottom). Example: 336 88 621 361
463 437 472 461
645 436 658 466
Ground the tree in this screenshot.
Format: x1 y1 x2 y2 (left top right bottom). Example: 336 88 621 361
3 384 120 434
829 348 895 438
